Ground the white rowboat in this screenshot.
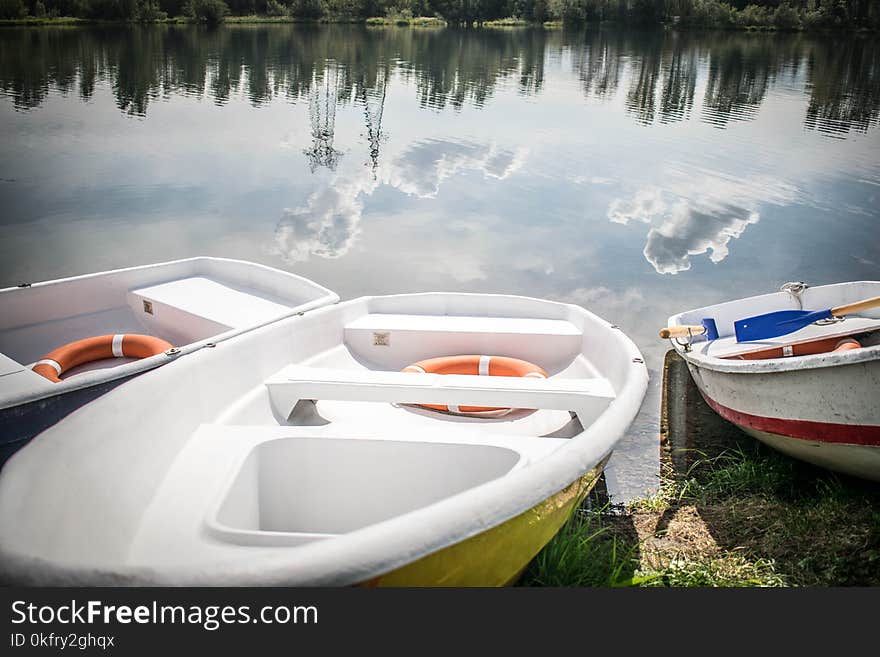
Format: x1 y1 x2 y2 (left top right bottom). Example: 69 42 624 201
0 258 338 461
0 287 647 586
666 281 880 482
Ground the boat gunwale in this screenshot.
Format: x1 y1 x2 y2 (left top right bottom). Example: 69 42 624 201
674 341 880 374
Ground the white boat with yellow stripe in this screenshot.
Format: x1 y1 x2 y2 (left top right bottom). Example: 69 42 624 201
0 282 648 586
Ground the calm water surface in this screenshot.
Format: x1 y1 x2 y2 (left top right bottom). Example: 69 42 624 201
1 25 878 500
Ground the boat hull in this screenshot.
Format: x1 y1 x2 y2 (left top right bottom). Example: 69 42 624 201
685 358 880 481
366 465 603 586
0 375 133 467
733 426 880 483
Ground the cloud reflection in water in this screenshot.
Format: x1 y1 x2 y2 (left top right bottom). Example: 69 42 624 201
274 178 370 261
608 175 797 274
273 139 527 263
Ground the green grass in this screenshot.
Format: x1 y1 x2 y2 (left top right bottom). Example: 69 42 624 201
224 15 364 24
365 16 446 27
4 15 872 32
520 505 652 587
0 16 191 25
482 17 531 28
0 16 90 25
640 553 786 587
0 14 444 26
522 443 880 587
225 15 298 23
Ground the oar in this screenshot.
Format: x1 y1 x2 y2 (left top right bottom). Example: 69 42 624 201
659 318 718 341
734 295 880 342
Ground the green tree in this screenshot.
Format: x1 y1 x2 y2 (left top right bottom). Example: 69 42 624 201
184 0 229 22
0 0 26 17
290 0 325 17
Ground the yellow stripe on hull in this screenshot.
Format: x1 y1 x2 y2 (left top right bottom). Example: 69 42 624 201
364 464 605 587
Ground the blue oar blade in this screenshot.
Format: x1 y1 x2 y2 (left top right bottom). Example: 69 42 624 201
734 308 833 342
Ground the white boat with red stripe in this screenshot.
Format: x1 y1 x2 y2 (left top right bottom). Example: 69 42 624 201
665 281 880 482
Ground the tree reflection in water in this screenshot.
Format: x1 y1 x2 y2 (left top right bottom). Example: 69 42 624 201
0 26 876 137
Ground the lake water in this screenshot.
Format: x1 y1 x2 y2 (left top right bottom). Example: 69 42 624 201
1 25 878 500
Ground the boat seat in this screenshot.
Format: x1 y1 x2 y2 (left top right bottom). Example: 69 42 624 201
343 313 583 369
265 365 616 427
127 277 296 341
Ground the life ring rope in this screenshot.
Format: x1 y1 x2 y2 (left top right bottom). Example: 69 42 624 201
32 334 173 383
401 354 548 417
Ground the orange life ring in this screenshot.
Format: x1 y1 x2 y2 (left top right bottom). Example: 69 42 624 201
402 355 547 416
729 336 862 361
833 338 862 352
32 334 173 383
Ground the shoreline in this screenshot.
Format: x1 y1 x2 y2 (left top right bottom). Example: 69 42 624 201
0 16 876 33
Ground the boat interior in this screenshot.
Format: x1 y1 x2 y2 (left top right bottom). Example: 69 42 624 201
670 281 880 359
140 295 626 558
0 258 337 399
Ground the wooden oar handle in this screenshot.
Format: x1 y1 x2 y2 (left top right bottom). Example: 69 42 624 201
659 325 707 339
832 295 880 317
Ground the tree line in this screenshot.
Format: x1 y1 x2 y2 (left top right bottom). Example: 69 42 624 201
0 0 878 29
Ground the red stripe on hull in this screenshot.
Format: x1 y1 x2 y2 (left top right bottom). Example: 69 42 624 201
699 392 880 447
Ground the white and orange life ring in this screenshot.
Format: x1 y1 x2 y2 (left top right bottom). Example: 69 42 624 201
32 334 173 383
729 337 862 361
402 354 547 417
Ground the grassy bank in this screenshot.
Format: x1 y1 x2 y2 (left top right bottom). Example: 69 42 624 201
2 12 876 32
0 15 447 26
521 352 880 587
0 15 439 25
224 15 300 23
523 442 880 588
482 17 529 27
0 16 91 24
365 16 446 26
